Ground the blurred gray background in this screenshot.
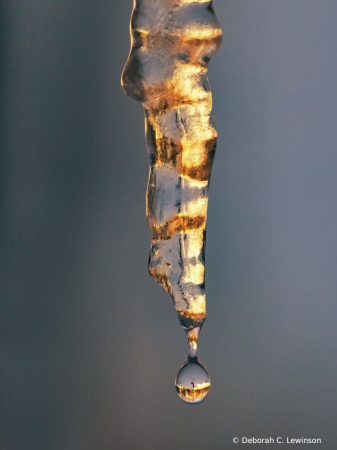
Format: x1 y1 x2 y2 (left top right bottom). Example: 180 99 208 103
1 1 337 449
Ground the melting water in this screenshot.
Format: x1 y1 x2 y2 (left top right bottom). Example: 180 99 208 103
122 0 222 403
175 327 210 403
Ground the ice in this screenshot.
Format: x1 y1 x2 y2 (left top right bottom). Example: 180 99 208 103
122 0 222 402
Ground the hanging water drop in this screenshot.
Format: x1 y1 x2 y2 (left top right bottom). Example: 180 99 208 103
175 327 210 403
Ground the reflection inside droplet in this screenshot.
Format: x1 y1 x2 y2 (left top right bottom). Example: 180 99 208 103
175 356 210 404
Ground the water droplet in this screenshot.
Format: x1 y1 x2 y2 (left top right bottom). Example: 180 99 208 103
175 357 210 404
175 326 210 403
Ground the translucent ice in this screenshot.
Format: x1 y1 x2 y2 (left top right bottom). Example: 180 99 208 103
122 0 222 402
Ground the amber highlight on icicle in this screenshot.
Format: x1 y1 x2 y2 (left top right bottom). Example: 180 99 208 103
122 0 222 328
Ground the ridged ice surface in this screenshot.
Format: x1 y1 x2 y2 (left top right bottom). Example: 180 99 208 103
122 0 222 330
